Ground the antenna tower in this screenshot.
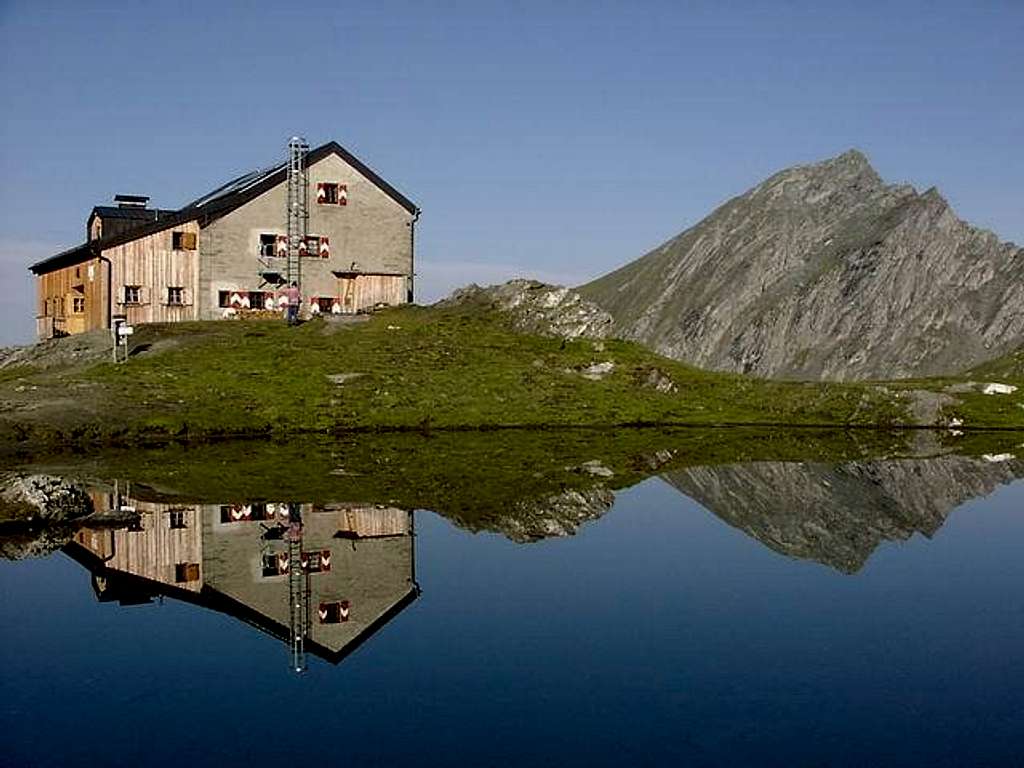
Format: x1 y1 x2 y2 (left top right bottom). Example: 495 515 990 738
286 136 309 288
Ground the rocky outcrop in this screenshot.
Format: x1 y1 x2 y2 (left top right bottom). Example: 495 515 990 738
580 150 1024 380
440 279 613 340
0 473 94 524
662 455 1024 573
0 330 112 371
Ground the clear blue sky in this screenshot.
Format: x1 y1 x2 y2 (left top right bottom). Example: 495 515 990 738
1 0 1021 345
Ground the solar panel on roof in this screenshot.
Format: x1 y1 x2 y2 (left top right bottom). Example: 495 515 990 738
183 162 286 209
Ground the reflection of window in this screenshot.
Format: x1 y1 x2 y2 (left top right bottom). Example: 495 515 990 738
262 554 284 578
319 601 350 623
174 563 200 582
167 286 184 306
169 509 187 529
219 503 272 523
303 550 331 573
124 286 141 304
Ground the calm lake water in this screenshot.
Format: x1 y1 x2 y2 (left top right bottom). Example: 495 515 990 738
1 450 1023 767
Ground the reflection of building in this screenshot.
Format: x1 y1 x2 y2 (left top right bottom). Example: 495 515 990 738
66 492 419 668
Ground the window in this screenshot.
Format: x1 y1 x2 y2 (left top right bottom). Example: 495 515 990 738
124 286 141 304
174 563 200 583
320 183 339 205
259 234 277 258
218 290 231 308
167 286 184 306
249 291 266 310
43 298 50 316
72 296 85 314
305 235 320 257
172 231 197 250
169 509 187 529
317 182 347 206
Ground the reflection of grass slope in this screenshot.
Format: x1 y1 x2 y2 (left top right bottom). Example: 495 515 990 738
2 304 913 448
10 427 980 535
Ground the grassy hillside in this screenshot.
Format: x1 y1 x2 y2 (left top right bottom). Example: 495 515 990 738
0 301 1021 452
969 345 1024 380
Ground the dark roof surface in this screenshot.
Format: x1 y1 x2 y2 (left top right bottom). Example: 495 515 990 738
30 242 97 274
32 141 419 274
89 206 177 222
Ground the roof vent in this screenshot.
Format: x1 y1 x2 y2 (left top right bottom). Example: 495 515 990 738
114 194 149 209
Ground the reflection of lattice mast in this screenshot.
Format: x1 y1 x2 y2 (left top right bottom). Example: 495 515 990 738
287 504 309 674
286 137 309 288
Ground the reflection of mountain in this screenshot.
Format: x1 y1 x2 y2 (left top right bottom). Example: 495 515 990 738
497 487 616 542
65 492 418 668
663 456 1024 573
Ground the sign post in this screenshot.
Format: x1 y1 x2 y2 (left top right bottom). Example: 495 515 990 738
111 317 134 364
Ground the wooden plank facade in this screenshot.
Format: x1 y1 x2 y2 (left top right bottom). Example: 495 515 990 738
36 257 106 338
335 274 407 314
75 494 204 594
106 221 200 326
318 504 411 537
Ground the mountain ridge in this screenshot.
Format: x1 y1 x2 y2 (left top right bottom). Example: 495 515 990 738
579 150 1024 380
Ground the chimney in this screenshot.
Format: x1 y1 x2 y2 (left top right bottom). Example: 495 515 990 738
114 194 150 209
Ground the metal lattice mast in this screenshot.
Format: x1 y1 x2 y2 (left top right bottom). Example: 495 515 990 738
286 137 309 288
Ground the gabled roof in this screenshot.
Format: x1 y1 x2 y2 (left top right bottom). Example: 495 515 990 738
31 141 419 275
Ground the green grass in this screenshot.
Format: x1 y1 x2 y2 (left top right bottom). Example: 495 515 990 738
88 306 906 431
1 302 1022 452
969 345 1024 380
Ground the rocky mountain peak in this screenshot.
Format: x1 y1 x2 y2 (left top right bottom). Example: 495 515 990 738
579 151 1024 380
765 148 881 188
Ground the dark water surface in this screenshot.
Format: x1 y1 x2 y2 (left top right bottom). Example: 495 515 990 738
1 452 1023 767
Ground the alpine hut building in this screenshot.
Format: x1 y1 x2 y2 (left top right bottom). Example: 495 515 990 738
29 140 420 340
